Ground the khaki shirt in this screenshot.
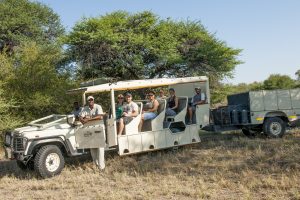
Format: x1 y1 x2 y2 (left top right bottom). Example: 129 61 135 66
80 104 103 119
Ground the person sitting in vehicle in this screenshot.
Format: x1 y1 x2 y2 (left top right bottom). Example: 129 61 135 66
139 91 159 131
116 94 125 120
187 87 206 124
165 88 178 116
118 92 139 135
79 96 104 124
156 89 167 100
71 101 82 120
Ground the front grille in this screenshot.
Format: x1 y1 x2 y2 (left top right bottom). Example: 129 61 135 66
13 137 26 152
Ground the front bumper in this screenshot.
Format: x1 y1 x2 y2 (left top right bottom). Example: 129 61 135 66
4 132 28 160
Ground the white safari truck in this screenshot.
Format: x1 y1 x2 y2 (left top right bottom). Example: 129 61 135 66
4 76 210 178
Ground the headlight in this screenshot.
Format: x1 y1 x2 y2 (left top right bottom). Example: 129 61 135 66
5 133 11 145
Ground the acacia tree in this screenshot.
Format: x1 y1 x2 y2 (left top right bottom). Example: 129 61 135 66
64 11 242 81
0 0 64 53
0 0 74 123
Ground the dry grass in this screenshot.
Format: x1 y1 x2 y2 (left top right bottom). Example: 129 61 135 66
1 130 300 200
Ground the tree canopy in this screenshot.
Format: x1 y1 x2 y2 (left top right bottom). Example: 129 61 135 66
64 11 242 81
296 69 300 81
263 74 296 90
0 0 64 53
0 0 72 125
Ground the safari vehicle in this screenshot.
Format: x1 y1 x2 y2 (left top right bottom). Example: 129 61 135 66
211 89 300 137
4 76 210 178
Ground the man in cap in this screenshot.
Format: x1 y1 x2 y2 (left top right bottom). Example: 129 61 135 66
79 96 103 124
79 95 106 170
118 92 139 135
188 87 206 124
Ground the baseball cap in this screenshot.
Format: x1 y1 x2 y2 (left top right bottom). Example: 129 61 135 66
124 92 132 97
87 96 94 101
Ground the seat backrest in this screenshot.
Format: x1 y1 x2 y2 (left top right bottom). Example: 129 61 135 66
124 102 142 135
177 97 188 112
165 96 188 123
157 100 166 114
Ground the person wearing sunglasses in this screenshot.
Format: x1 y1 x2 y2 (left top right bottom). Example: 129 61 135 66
139 91 159 131
157 89 167 100
115 94 125 120
79 95 105 170
79 96 104 124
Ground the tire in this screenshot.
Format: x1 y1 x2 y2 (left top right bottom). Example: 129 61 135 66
34 145 65 178
263 117 286 138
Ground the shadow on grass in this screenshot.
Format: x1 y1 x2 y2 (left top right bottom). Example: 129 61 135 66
0 160 38 179
106 132 300 177
0 154 98 179
1 131 300 179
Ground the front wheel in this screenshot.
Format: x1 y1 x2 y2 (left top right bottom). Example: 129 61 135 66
263 117 286 138
34 145 65 178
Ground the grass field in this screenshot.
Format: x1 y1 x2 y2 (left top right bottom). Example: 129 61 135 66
1 131 300 200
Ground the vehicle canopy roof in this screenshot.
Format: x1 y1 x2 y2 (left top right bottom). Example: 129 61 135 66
68 76 208 95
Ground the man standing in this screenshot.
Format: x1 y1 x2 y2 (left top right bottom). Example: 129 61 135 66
79 96 105 170
188 88 206 124
79 96 103 124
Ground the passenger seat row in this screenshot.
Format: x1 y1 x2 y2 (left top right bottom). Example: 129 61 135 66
138 97 189 132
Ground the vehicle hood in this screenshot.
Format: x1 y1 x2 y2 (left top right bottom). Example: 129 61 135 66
13 123 75 139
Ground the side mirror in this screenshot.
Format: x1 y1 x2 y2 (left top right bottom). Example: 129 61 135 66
66 114 75 126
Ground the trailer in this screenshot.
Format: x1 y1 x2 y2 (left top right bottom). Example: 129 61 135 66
211 89 300 137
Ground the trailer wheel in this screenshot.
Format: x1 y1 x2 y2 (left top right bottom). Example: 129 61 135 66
263 117 286 138
34 145 65 178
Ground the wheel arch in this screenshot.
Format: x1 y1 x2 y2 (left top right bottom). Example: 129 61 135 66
27 137 68 157
264 111 289 123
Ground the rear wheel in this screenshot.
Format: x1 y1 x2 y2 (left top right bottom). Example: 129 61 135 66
34 145 65 178
263 117 286 138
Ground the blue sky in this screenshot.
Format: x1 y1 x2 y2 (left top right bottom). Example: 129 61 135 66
38 0 300 84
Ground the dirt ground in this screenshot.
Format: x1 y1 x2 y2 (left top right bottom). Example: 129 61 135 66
1 131 300 200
